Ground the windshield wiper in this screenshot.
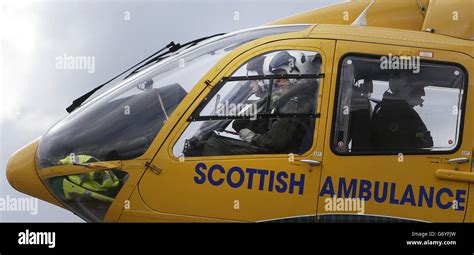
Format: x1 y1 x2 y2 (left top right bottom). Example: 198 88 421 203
122 33 226 80
65 41 179 113
66 33 225 113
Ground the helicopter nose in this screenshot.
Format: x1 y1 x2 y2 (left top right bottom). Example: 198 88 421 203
6 138 62 207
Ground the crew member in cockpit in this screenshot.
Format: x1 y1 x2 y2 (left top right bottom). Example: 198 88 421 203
203 51 321 155
370 70 433 150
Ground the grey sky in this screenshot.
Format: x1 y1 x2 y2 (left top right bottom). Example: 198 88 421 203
0 0 342 222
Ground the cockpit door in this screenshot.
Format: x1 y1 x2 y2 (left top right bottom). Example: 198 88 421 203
137 39 335 222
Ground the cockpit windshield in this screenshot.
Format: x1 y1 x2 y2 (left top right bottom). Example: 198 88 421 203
37 25 311 168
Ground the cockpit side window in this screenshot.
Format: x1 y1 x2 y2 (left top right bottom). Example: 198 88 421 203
332 55 467 154
173 50 323 157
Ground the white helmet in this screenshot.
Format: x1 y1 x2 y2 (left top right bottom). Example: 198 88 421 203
297 52 322 75
269 51 322 85
269 51 299 75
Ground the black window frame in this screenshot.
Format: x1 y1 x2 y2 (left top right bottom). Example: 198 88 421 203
330 52 469 156
189 73 324 122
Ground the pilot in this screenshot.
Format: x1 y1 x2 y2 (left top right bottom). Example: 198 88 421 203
370 70 434 150
203 51 320 155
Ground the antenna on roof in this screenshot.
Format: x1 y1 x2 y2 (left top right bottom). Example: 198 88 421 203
351 0 375 26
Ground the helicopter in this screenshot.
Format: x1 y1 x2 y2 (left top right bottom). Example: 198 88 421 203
6 0 474 222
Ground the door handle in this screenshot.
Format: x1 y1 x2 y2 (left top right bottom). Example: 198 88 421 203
435 169 474 183
447 158 469 164
145 161 162 175
299 159 321 166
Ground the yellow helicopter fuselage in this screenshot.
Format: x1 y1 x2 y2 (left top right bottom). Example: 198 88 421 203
6 0 474 222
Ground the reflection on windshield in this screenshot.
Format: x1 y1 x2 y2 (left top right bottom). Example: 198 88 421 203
37 25 311 168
